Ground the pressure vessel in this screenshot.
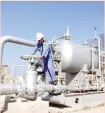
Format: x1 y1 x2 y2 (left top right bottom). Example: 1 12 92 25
59 40 99 74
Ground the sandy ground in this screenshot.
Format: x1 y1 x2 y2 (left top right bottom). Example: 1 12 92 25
75 106 105 113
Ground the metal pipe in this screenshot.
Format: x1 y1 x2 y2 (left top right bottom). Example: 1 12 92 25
25 70 37 96
37 84 67 94
0 36 36 82
92 45 94 70
0 83 18 95
87 36 101 71
0 83 36 100
20 94 37 101
97 36 101 71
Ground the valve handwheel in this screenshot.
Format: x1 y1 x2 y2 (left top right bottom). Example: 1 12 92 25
20 55 40 60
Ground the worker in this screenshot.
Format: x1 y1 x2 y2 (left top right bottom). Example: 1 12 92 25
31 33 44 55
32 32 57 85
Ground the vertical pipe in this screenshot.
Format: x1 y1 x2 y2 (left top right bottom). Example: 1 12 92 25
25 70 37 96
92 45 94 70
96 36 101 90
0 36 36 82
98 36 101 71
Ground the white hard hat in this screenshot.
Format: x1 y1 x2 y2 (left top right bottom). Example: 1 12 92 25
36 32 44 41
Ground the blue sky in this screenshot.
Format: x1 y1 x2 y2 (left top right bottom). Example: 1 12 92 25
1 1 104 75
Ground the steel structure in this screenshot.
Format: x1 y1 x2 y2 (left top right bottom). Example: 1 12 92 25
0 28 104 112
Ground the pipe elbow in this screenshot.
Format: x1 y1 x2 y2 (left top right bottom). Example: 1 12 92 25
0 36 36 47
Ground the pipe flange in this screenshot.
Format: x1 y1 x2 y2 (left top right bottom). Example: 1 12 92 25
37 84 44 95
17 84 25 96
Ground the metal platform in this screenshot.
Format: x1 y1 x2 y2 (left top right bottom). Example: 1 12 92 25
49 91 105 107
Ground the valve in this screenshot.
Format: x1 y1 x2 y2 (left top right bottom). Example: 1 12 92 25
20 55 42 71
20 55 40 61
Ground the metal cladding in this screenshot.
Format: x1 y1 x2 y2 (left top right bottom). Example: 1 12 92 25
59 40 99 74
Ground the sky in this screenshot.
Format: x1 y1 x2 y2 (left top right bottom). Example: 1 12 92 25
1 1 104 76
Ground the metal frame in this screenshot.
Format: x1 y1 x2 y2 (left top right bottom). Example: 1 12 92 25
0 29 104 110
12 65 28 77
